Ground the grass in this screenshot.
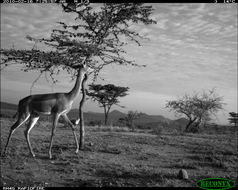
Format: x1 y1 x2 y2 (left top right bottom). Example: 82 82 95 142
88 125 130 133
1 116 237 187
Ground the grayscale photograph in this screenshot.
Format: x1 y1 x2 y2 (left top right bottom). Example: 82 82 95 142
0 2 237 188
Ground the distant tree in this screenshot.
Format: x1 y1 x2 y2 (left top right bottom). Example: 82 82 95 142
228 112 238 127
165 89 225 133
86 84 129 125
119 110 143 131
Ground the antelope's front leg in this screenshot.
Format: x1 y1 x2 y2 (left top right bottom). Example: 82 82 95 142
49 114 59 159
61 114 79 154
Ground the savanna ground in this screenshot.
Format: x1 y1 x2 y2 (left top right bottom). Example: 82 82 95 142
1 111 237 187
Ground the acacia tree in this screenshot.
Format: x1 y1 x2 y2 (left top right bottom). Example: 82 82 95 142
86 84 129 125
166 89 224 133
1 3 156 148
118 110 143 131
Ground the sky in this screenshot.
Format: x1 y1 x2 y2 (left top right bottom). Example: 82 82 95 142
1 3 237 125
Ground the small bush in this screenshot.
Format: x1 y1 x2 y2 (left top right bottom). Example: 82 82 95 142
152 125 164 136
88 120 102 127
136 124 151 130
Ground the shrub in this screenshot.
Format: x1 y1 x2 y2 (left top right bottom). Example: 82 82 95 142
152 125 164 136
136 124 151 130
88 120 102 127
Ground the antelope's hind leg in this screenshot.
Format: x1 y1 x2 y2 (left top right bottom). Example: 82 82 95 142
3 114 30 156
24 115 39 157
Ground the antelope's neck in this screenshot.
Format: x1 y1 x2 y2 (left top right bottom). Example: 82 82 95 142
67 71 85 101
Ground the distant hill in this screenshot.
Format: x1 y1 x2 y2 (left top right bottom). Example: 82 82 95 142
68 109 173 126
135 113 171 124
173 118 189 126
0 102 18 110
68 109 126 124
108 110 126 122
0 101 188 127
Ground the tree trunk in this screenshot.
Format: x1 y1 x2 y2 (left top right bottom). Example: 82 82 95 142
185 117 196 132
103 107 108 125
192 118 201 133
185 120 193 132
104 107 111 126
79 74 87 150
194 120 201 129
131 121 135 131
104 113 108 125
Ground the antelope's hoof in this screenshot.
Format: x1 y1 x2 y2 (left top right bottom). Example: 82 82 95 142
30 152 36 157
75 149 79 154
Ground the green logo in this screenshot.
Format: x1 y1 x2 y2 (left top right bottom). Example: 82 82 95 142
197 178 235 190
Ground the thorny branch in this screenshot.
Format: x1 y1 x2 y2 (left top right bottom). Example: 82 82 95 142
1 3 156 83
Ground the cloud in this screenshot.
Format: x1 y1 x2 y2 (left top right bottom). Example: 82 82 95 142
1 4 75 49
120 90 175 115
1 3 237 124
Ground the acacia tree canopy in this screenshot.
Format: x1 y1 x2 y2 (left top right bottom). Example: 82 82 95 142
1 3 156 81
86 83 129 125
165 89 225 132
